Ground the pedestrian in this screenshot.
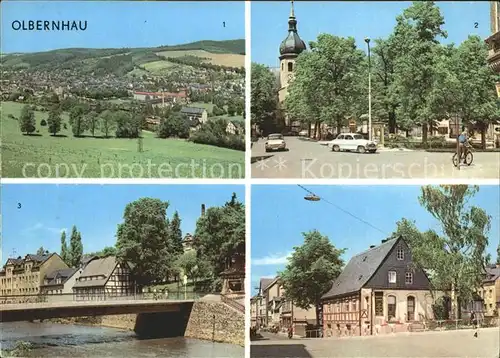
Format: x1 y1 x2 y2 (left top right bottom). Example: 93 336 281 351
470 310 478 338
458 127 468 164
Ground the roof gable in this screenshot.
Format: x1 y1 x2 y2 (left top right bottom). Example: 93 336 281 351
322 238 400 300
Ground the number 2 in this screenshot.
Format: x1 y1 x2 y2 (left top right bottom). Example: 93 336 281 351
474 22 478 28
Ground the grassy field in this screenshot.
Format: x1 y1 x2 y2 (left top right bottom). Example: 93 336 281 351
156 50 244 68
1 102 244 178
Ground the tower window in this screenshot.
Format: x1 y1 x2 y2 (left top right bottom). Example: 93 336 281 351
288 62 293 72
281 63 284 70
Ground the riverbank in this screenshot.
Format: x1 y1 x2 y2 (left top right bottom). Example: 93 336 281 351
0 321 244 357
45 300 244 346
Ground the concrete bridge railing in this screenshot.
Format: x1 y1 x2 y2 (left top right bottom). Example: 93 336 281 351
0 291 212 306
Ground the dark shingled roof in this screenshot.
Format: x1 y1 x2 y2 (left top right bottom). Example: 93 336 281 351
181 107 206 115
41 268 79 287
484 266 500 283
260 278 275 292
322 238 400 300
73 256 117 289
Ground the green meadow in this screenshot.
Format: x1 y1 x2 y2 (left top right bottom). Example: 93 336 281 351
1 102 244 178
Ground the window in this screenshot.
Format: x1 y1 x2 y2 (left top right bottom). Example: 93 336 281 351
387 295 396 320
405 272 413 284
388 271 397 284
281 63 284 70
375 292 383 316
337 135 344 140
397 248 405 260
345 135 354 140
352 300 357 312
288 62 293 72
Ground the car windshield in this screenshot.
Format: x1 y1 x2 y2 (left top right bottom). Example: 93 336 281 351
268 134 283 140
353 134 363 140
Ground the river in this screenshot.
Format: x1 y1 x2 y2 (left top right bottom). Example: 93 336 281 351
0 322 244 357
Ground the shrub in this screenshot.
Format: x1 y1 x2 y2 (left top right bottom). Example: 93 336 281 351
40 119 47 126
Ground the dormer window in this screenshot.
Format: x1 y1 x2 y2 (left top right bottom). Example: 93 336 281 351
397 248 404 261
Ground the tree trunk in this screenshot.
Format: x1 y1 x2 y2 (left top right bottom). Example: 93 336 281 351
316 300 321 327
307 122 312 138
388 111 396 134
336 119 342 137
315 121 321 140
481 123 486 150
422 123 428 147
450 281 458 320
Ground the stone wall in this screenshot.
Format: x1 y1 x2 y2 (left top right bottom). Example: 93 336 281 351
184 301 244 346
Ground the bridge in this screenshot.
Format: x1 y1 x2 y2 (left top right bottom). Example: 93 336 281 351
0 292 204 323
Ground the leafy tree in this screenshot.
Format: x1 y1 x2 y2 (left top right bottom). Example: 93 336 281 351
391 1 447 144
99 110 117 138
175 250 198 282
88 246 117 258
47 109 62 136
279 230 346 325
19 105 36 135
170 211 184 255
116 198 174 285
450 36 500 149
84 111 100 137
251 63 278 134
158 112 190 139
69 226 83 268
69 105 88 137
60 231 70 266
36 246 46 256
497 242 500 266
193 193 245 291
392 185 490 319
115 111 142 138
286 34 366 138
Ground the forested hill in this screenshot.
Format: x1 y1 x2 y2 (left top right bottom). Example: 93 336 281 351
1 39 245 71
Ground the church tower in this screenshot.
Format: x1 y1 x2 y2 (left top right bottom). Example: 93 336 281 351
278 0 306 104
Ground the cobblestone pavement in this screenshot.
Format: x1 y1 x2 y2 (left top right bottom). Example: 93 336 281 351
251 137 500 179
251 328 500 357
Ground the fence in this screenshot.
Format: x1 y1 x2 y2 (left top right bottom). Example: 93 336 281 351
0 291 211 305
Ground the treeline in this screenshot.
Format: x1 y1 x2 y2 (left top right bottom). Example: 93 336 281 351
114 194 244 290
189 118 245 151
18 103 143 139
69 88 130 100
162 55 245 74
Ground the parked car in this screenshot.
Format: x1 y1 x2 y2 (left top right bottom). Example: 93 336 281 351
328 133 377 153
298 129 308 137
265 133 287 152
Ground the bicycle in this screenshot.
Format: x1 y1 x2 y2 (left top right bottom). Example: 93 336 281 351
452 142 474 167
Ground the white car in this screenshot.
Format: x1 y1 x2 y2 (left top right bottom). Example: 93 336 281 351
298 129 308 137
265 133 287 152
328 133 377 153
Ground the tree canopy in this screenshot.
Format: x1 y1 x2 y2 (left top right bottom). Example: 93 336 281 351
392 185 491 318
279 230 346 325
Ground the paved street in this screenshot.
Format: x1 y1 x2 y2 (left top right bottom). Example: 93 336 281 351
251 328 500 357
251 137 500 179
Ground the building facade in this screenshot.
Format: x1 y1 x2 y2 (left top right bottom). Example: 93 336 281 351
486 1 500 73
277 1 306 131
321 237 442 337
180 107 208 126
0 254 68 297
40 268 80 295
479 265 500 317
73 256 134 300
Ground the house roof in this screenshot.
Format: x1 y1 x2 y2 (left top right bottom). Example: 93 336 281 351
484 266 500 283
260 277 275 292
41 268 79 287
181 107 206 115
322 237 400 300
73 256 118 288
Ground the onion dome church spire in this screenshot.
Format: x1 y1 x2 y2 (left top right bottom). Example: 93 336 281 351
279 0 306 59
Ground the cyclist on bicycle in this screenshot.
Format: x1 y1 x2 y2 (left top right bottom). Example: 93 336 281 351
458 128 468 164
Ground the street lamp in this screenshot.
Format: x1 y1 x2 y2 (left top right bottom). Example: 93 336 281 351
365 37 372 141
304 194 320 201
